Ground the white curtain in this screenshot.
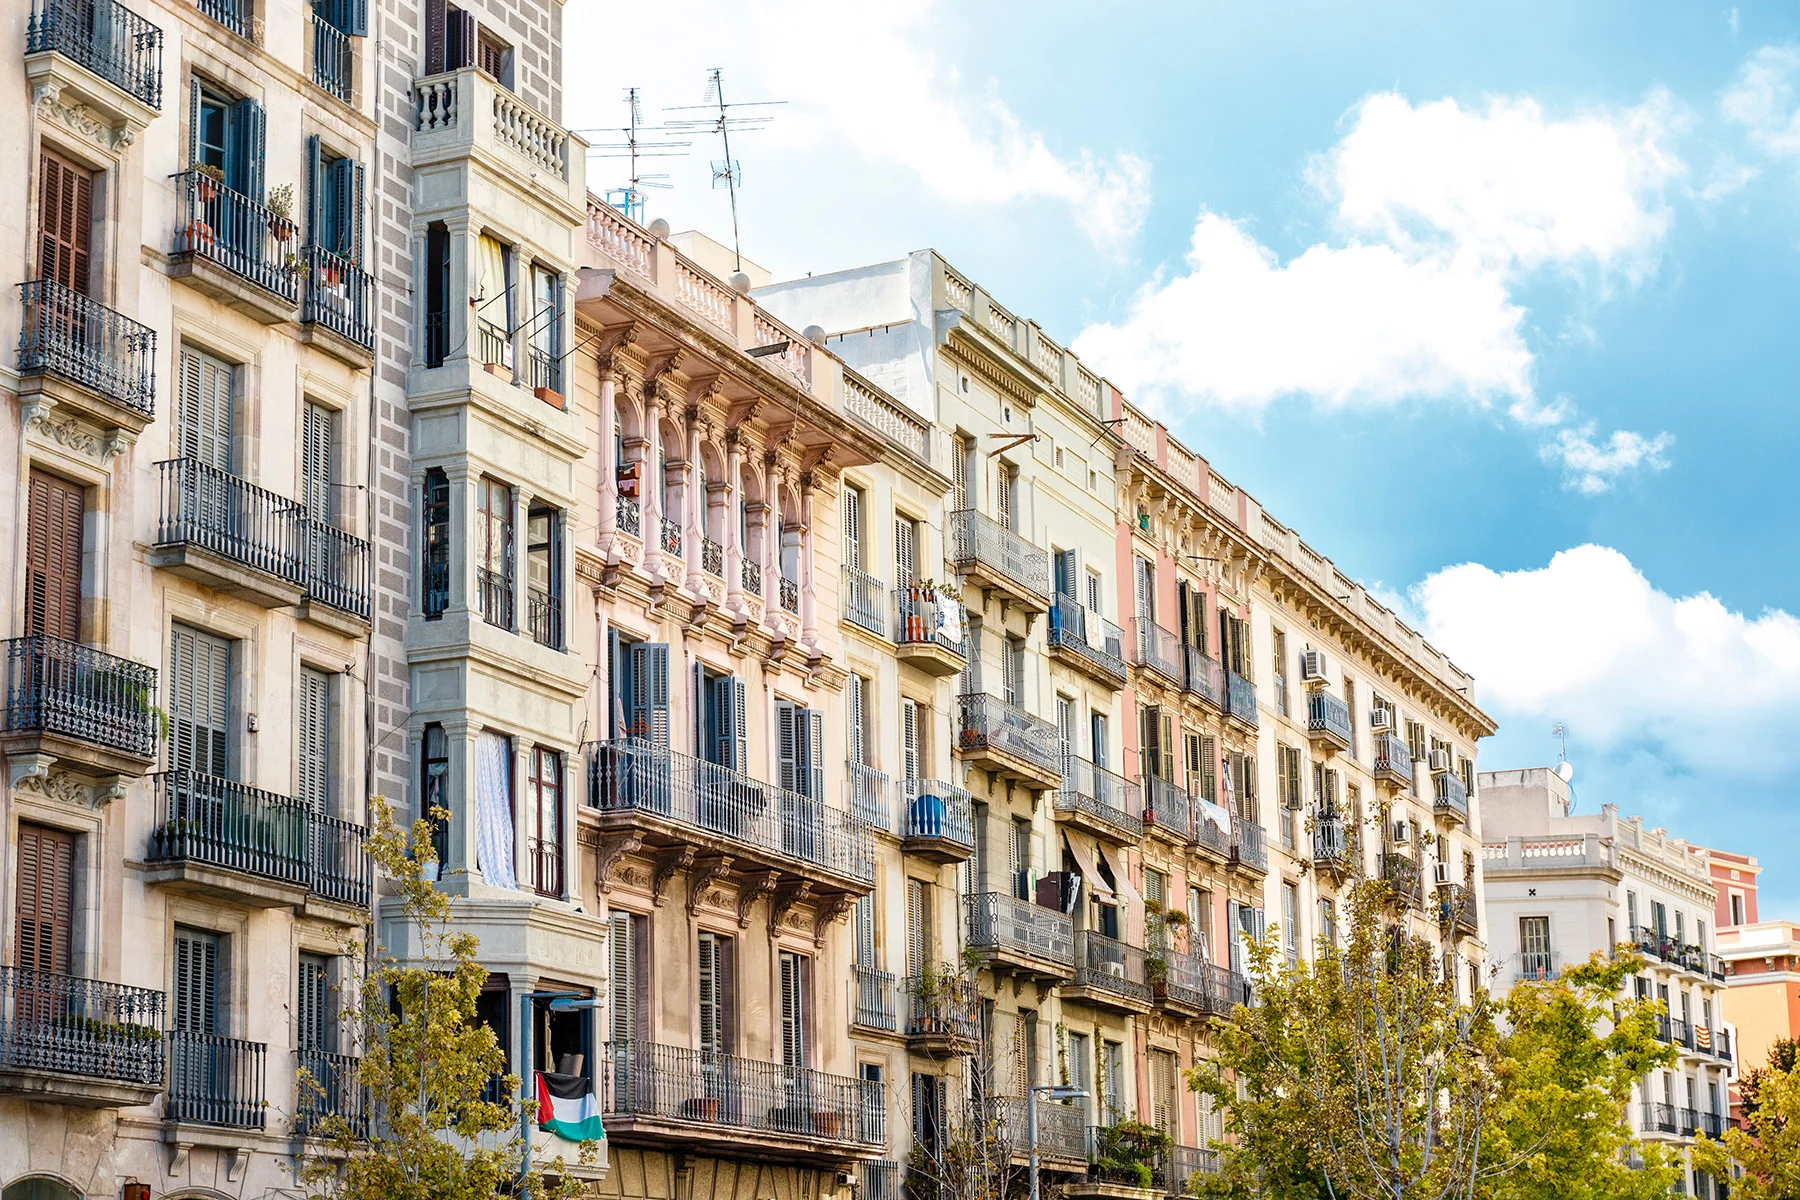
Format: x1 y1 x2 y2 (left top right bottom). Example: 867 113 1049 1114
476 730 517 889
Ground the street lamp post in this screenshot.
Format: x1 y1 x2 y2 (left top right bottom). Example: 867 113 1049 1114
1028 1083 1088 1200
519 990 603 1200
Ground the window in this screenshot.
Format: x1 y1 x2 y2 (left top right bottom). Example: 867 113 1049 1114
778 951 809 1071
1272 629 1289 717
527 747 562 897
527 265 560 392
297 952 333 1054
1009 816 1032 900
1145 869 1167 950
422 469 450 618
304 137 365 263
997 463 1018 531
16 823 76 975
906 879 932 977
1149 1048 1178 1136
475 234 513 366
775 700 825 798
1404 720 1426 794
621 641 670 745
1282 882 1300 967
1188 887 1210 958
894 516 918 583
1056 695 1078 759
177 345 235 471
1730 893 1744 925
424 0 475 73
1139 706 1173 782
697 931 736 1057
1344 678 1357 756
847 674 870 767
476 477 513 628
900 698 922 783
1626 891 1639 935
169 625 231 778
172 926 220 1035
1177 580 1208 656
1067 1030 1091 1106
608 912 644 1044
187 82 265 202
25 471 84 641
1188 733 1217 804
38 150 93 296
859 1063 885 1145
301 402 337 528
422 723 450 869
912 1072 947 1157
297 667 333 815
477 28 511 87
1091 712 1109 770
1318 898 1337 952
854 894 876 967
952 434 975 511
1218 610 1248 676
424 222 450 366
1102 1039 1126 1123
1053 549 1078 601
1086 569 1103 615
1519 916 1551 979
1133 555 1154 634
843 485 865 571
1002 636 1026 707
525 504 562 648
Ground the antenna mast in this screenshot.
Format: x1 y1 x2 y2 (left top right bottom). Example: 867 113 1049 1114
581 88 690 224
665 68 785 271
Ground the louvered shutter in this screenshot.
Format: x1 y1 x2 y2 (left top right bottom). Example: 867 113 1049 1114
169 625 231 778
424 0 447 72
177 347 234 470
1140 706 1160 781
697 932 720 1058
302 402 335 521
906 879 928 977
901 699 920 783
855 894 876 967
297 953 330 1052
775 701 799 793
1159 711 1176 781
447 4 474 69
1011 1013 1028 1096
326 156 365 262
608 912 635 1044
227 97 265 202
305 135 326 249
297 668 331 814
1225 900 1243 975
1055 549 1078 600
336 0 367 39
847 675 865 767
802 708 825 801
779 952 805 1070
25 471 84 641
628 643 669 745
1200 736 1217 803
188 78 205 173
16 823 75 975
1150 1050 1174 1134
37 151 93 294
172 927 219 1033
1134 556 1152 628
894 518 915 583
843 487 862 571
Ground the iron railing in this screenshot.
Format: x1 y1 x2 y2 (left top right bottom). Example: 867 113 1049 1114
527 835 564 898
477 318 508 368
1374 733 1414 786
851 966 897 1033
421 559 450 618
477 567 513 628
525 345 561 395
2 635 158 758
172 172 298 303
586 739 873 884
1381 853 1424 909
27 0 164 109
1225 669 1258 727
948 508 1050 601
150 770 369 903
616 494 641 537
1133 619 1181 680
17 279 157 417
602 1040 882 1145
1074 931 1152 1003
1307 690 1353 746
167 1030 265 1128
1312 816 1348 866
965 892 1074 967
1143 775 1191 841
1639 1102 1679 1135
1230 813 1267 872
842 566 884 635
993 1094 1086 1159
902 778 974 850
779 575 799 613
1158 1145 1221 1194
296 1048 366 1136
1436 883 1478 934
905 974 979 1044
659 517 682 555
1516 950 1560 982
1048 599 1127 683
527 587 562 649
860 1161 902 1200
1183 647 1224 707
312 813 372 908
1434 772 1470 823
957 693 1061 774
157 457 302 582
0 966 164 1085
423 311 448 367
1054 757 1143 839
301 246 372 350
1191 801 1231 857
848 762 891 831
194 0 250 38
740 557 760 596
1156 951 1248 1015
310 10 352 101
300 518 372 619
896 585 966 654
701 537 724 578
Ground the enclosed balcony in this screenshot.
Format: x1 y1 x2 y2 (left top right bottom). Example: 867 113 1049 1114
965 891 1074 980
1053 758 1143 843
1436 884 1478 938
948 509 1050 613
24 0 162 150
16 279 157 433
1434 772 1470 825
1312 816 1349 874
167 1031 266 1129
1141 775 1191 844
904 974 979 1056
585 739 874 898
0 967 165 1107
1228 813 1267 875
1224 669 1258 729
601 1041 882 1162
1306 690 1353 753
901 778 975 864
1 636 158 777
1047 599 1127 688
1183 648 1224 709
1380 853 1425 911
1153 952 1249 1020
1373 733 1413 788
894 585 967 676
1132 619 1181 683
1066 931 1152 1012
956 693 1062 790
300 246 375 361
169 171 300 323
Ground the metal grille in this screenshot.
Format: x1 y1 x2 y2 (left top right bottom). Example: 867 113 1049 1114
16 279 157 416
27 0 164 108
0 966 164 1084
2 635 158 758
168 1029 265 1127
171 172 297 303
602 1040 882 1145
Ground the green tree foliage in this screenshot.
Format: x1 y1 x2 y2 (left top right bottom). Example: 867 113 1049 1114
1693 1035 1800 1200
297 799 597 1200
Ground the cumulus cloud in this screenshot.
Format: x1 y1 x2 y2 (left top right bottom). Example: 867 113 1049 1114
1722 45 1800 158
1539 425 1674 493
1414 546 1800 775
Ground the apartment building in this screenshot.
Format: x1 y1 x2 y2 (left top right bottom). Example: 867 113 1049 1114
1480 767 1735 1198
2 0 378 1194
1714 920 1800 1115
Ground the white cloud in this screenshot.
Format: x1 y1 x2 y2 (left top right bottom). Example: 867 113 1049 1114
566 1 1149 253
1414 546 1800 775
1722 45 1800 158
1539 425 1674 493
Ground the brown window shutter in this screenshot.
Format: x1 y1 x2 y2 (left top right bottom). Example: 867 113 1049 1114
38 151 93 295
423 0 447 73
26 470 84 641
16 822 76 975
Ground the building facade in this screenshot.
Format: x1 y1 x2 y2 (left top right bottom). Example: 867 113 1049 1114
1715 919 1800 1116
1480 767 1735 1197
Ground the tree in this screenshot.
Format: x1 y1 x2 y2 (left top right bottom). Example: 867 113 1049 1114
1737 1036 1798 1119
905 957 1011 1200
297 799 598 1200
1693 1037 1800 1200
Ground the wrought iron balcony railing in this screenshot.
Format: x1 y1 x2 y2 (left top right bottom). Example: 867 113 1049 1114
847 762 891 831
1373 733 1414 786
167 1030 265 1128
1048 599 1127 683
477 566 513 628
527 834 564 898
1230 813 1267 872
194 0 250 38
896 586 966 654
842 566 884 635
1155 951 1250 1015
1191 799 1231 857
1312 816 1348 866
992 1094 1087 1159
958 692 1061 775
296 1047 366 1137
860 1161 902 1200
527 587 562 649
17 279 157 417
739 556 760 596
27 0 164 109
1516 950 1560 982
1074 931 1152 1004
1307 690 1353 747
1380 852 1424 908
1133 619 1181 680
1143 775 1191 840
525 345 561 395
1158 1145 1221 1194
310 10 352 100
659 517 682 555
779 574 799 613
312 812 373 908
701 536 723 578
172 172 299 303
905 975 980 1043
965 892 1074 968
1225 669 1258 726
1639 1102 1679 1135
1434 772 1470 822
948 508 1050 601
300 517 372 620
0 966 164 1086
421 559 450 619
149 770 370 905
851 965 897 1033
2 635 158 759
1436 883 1478 934
1054 757 1144 839
602 1040 882 1145
586 739 873 884
301 246 373 350
1183 647 1224 707
616 494 642 538
903 778 975 850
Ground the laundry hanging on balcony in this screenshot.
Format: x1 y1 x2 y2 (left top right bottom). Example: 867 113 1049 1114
476 730 518 889
935 596 963 646
536 1070 604 1141
1195 796 1231 839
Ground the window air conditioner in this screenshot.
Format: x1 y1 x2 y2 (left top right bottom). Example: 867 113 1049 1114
1429 748 1452 773
1370 708 1393 732
1300 650 1328 683
1434 862 1452 885
1391 821 1410 845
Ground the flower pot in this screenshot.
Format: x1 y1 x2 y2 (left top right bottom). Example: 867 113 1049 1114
534 386 565 410
810 1110 842 1138
681 1096 720 1121
195 178 218 204
183 221 215 250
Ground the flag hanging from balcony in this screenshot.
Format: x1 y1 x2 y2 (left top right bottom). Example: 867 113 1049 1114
536 1071 604 1141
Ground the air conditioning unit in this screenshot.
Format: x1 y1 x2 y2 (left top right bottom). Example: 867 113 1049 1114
1370 708 1393 732
1434 862 1452 885
1300 650 1329 683
1391 820 1410 845
1429 748 1452 773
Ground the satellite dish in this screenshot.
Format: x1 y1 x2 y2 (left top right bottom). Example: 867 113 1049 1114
1554 761 1574 783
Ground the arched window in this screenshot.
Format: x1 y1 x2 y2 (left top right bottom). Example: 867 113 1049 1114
3 1177 81 1200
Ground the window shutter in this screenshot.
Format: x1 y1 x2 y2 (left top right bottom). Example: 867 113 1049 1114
855 894 876 967
188 78 204 169
1159 711 1175 781
297 667 332 814
775 701 799 793
847 675 865 767
843 488 862 571
779 953 805 1070
177 347 234 471
302 402 335 521
297 954 330 1052
305 135 325 249
228 97 265 202
1140 705 1160 780
1225 899 1242 975
803 708 825 801
628 644 669 745
172 927 219 1033
894 518 915 584
901 699 919 783
424 0 447 73
169 624 231 778
608 912 636 1044
16 822 75 976
906 879 929 977
697 932 720 1057
708 675 746 771
447 5 475 69
1199 735 1217 802
1134 556 1152 626
25 471 84 641
327 156 365 262
337 0 368 38
37 151 93 294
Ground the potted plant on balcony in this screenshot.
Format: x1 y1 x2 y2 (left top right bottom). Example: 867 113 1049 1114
1087 1120 1170 1193
265 183 298 243
190 162 224 203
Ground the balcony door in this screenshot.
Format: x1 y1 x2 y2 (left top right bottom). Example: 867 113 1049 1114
38 150 93 298
778 951 810 1107
25 471 83 642
696 931 735 1114
170 926 221 1119
168 624 231 781
16 823 75 977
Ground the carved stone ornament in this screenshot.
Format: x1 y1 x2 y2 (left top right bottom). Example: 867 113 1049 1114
650 845 697 906
812 892 857 948
33 82 133 154
737 869 781 928
595 832 643 895
768 880 814 936
685 854 734 915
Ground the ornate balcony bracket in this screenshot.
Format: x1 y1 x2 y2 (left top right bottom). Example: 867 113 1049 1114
685 853 733 915
813 891 858 949
768 879 814 937
649 844 695 906
737 869 780 929
594 832 642 895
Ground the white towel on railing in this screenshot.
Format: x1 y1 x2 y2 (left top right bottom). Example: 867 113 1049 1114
936 599 963 645
475 730 518 889
1196 798 1231 836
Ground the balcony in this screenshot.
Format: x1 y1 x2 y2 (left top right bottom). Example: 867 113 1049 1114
895 586 968 676
412 68 584 216
1639 1102 1679 1137
146 770 372 912
301 518 374 624
1436 884 1478 938
1704 1027 1732 1064
1433 773 1470 825
1224 670 1258 729
1183 648 1224 709
310 11 353 102
0 966 164 1107
1229 813 1267 875
1312 816 1349 874
1515 951 1560 983
300 246 375 362
1305 690 1353 753
1048 600 1127 688
1053 758 1144 843
24 0 162 150
851 966 897 1034
779 574 799 614
848 762 892 832
585 739 874 897
993 1094 1087 1164
861 1161 902 1200
1132 620 1182 683
601 1041 881 1161
1153 952 1249 1019
965 891 1074 980
1 635 159 776
1067 931 1152 1011
167 1031 266 1129
901 778 975 865
1373 733 1413 788
843 566 885 636
617 495 643 539
702 537 724 581
169 172 300 322
1157 1145 1221 1197
1190 799 1231 859
296 1048 367 1137
948 509 1050 613
16 279 157 433
956 693 1063 789
1380 853 1425 911
1141 776 1191 844
904 974 980 1056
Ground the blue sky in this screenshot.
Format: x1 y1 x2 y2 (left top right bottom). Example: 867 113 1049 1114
567 1 1800 914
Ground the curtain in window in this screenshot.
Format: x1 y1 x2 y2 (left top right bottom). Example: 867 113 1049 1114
477 234 510 319
475 730 517 889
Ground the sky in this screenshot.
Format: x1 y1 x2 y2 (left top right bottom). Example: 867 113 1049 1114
565 1 1800 915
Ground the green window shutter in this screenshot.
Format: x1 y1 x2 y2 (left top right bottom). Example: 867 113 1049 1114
326 156 365 262
305 135 325 248
227 96 265 201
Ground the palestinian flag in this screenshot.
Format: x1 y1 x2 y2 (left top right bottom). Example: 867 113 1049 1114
536 1071 604 1141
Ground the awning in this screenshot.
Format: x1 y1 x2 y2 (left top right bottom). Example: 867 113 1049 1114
1098 843 1142 941
1064 833 1114 901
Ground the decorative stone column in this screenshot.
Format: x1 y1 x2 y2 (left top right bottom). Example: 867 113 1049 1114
561 747 580 904
446 718 479 879
799 471 817 643
683 404 704 590
596 359 618 537
724 430 744 606
642 379 664 574
514 736 535 894
445 465 477 617
763 451 784 623
511 484 533 634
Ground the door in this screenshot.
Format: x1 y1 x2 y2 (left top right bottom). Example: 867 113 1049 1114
38 150 93 297
301 403 336 584
168 625 231 780
297 667 331 814
15 823 75 978
609 912 639 1106
779 951 809 1115
25 471 84 642
894 518 917 585
901 699 921 784
843 487 863 571
171 926 221 1119
175 348 235 544
697 931 735 1106
906 879 931 978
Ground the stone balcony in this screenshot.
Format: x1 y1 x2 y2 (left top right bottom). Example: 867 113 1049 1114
411 68 587 218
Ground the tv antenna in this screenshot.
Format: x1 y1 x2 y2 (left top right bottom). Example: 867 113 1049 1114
665 68 785 272
1552 721 1568 764
579 88 691 225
